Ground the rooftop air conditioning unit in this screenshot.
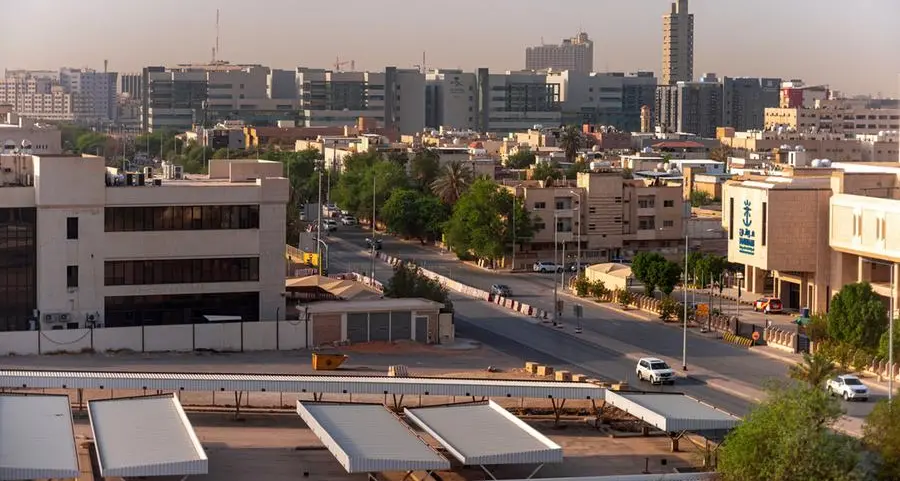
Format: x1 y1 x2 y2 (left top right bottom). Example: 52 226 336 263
173 165 183 180
59 313 71 323
43 313 59 323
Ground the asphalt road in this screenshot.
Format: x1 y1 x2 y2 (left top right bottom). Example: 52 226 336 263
323 226 882 422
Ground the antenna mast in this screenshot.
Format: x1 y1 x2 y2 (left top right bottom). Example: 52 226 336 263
214 9 220 62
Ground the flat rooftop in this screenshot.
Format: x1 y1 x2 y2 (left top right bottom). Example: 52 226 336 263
0 394 79 480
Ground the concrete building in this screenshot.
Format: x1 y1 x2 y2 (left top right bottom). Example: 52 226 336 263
0 74 75 122
780 81 830 108
59 67 118 123
477 69 561 134
425 70 478 130
764 102 900 137
722 164 900 316
119 73 142 100
722 77 781 131
525 32 594 74
655 74 723 137
296 67 424 134
661 0 694 85
720 129 900 162
502 170 686 269
621 73 658 133
0 154 288 332
0 113 62 155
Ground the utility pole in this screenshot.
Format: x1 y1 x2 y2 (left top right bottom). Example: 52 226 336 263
316 166 323 275
683 234 689 371
370 174 376 285
553 213 559 325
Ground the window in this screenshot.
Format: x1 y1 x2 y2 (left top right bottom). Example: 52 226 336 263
614 196 623 204
663 220 674 228
105 205 260 232
66 265 79 288
534 202 546 210
729 198 735 240
637 196 655 208
104 257 260 286
66 217 79 240
761 202 767 246
588 223 596 231
664 200 675 208
638 216 656 230
0 208 37 331
589 207 596 214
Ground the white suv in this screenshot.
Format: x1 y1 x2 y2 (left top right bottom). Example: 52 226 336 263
636 357 676 385
533 261 563 273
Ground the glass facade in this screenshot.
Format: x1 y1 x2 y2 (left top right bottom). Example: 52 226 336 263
105 291 259 327
104 205 259 232
0 208 37 331
105 257 259 286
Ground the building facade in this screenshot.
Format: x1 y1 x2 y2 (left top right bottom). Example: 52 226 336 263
0 74 75 122
662 0 694 85
655 75 723 137
476 69 561 134
722 77 781 131
0 114 62 155
425 69 478 130
525 32 594 74
59 67 118 122
119 73 142 100
0 154 288 332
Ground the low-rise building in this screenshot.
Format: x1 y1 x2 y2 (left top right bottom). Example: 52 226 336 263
0 154 289 332
0 114 62 155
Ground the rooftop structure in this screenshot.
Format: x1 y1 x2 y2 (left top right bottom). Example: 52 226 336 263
0 394 79 480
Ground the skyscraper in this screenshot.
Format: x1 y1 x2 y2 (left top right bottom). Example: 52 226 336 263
525 32 594 74
662 0 694 85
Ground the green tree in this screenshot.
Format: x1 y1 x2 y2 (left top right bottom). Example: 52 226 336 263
617 289 634 308
697 254 728 287
690 190 712 207
332 153 408 221
573 276 591 297
789 351 838 387
381 189 449 242
864 399 900 481
659 296 678 321
74 131 112 155
506 151 536 169
431 160 473 205
650 260 682 295
589 280 608 300
718 383 865 481
806 314 832 342
565 159 590 179
558 124 584 163
828 282 888 349
631 252 666 294
530 161 562 183
409 149 441 191
877 326 899 360
443 178 535 265
384 263 453 313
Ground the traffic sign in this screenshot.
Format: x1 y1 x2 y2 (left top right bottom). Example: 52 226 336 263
751 331 761 341
696 303 709 316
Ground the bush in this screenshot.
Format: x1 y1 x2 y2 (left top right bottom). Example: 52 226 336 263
659 296 678 321
573 275 591 297
589 280 608 300
805 314 830 342
617 289 634 308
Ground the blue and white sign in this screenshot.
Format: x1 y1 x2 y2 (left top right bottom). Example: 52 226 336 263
738 199 756 255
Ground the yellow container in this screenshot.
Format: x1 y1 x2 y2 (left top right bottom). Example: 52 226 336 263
312 353 348 371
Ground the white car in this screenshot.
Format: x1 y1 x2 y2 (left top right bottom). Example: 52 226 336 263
533 261 563 273
323 219 338 232
341 216 357 226
826 374 869 401
636 357 676 385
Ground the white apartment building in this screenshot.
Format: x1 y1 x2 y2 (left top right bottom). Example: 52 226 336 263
0 75 74 122
0 112 62 155
296 67 425 134
59 67 118 122
425 69 478 130
0 154 288 332
476 69 561 133
545 70 622 124
525 32 594 74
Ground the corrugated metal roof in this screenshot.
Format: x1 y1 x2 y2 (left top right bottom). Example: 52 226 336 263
604 391 740 432
0 369 602 400
404 401 563 465
501 474 718 481
296 402 450 473
88 394 208 478
305 297 444 314
0 394 79 480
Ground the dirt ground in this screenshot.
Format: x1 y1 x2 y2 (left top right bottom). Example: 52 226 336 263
68 412 701 481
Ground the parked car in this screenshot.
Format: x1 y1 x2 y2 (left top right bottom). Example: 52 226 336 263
490 284 512 296
341 216 358 226
636 357 676 385
566 262 590 272
533 261 563 273
323 219 338 232
826 374 869 401
753 297 783 314
365 238 382 250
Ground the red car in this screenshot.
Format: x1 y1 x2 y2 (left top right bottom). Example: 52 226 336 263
754 297 783 314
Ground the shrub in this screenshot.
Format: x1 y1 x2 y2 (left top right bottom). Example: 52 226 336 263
617 289 634 309
573 275 591 297
659 296 678 321
589 280 608 300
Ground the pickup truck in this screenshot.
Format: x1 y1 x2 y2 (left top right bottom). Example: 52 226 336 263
826 374 869 401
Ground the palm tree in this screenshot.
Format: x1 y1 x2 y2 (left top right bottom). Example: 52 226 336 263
789 351 838 387
431 160 473 204
559 124 584 163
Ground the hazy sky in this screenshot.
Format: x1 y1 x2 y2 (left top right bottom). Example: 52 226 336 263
3 0 899 95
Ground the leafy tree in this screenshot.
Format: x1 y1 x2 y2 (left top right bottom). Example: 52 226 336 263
409 149 441 191
877 326 899 360
589 280 608 300
384 263 453 313
558 124 584 163
506 151 536 169
650 260 682 295
381 189 449 242
332 154 408 221
631 252 666 294
709 144 734 163
717 383 865 481
864 399 900 481
565 159 590 179
616 289 634 308
789 351 838 387
74 131 112 155
530 161 562 183
443 178 535 265
658 296 678 321
828 282 888 349
573 275 591 297
697 254 728 286
806 314 831 342
431 160 473 205
690 190 712 207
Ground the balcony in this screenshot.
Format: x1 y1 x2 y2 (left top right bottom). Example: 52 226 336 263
830 194 900 262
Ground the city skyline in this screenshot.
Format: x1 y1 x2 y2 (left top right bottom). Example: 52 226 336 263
1 0 898 96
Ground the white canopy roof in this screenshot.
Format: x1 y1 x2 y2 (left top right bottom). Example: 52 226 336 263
0 394 79 480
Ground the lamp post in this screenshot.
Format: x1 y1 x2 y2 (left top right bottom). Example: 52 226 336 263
316 239 329 275
369 173 377 286
683 234 689 371
553 212 559 325
862 258 896 401
570 190 582 274
316 163 323 274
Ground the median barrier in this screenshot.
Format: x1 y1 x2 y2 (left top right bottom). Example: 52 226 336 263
722 331 753 348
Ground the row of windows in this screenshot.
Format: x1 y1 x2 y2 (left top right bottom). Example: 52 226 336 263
0 208 37 332
104 257 260 286
105 292 259 327
104 205 260 232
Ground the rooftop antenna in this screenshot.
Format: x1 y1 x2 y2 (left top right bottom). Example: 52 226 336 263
103 59 108 73
213 9 220 62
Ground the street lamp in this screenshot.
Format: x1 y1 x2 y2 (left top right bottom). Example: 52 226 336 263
570 190 582 274
369 173 377 286
316 238 329 275
683 234 689 371
862 258 896 401
315 163 323 274
553 212 559 325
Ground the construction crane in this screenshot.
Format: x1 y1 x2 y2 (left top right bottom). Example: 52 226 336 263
334 57 356 71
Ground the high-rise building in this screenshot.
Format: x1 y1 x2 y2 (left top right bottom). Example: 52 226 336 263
721 77 781 131
525 32 594 74
59 68 118 122
662 0 694 85
119 73 142 100
475 69 561 133
655 74 723 137
0 75 74 122
425 70 478 130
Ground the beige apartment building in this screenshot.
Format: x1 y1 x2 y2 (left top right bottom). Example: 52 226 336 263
720 130 899 162
503 171 685 269
764 104 900 137
722 165 900 316
661 0 694 85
